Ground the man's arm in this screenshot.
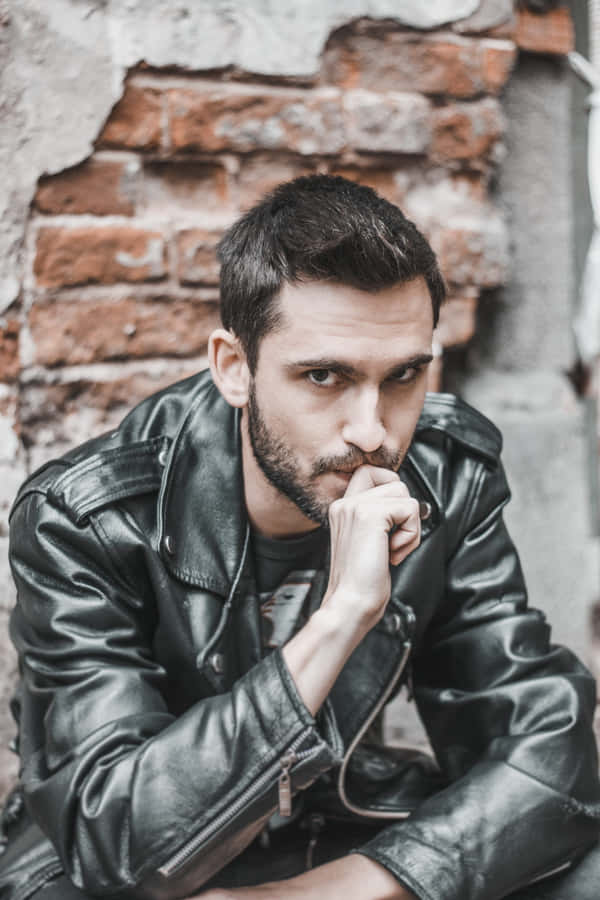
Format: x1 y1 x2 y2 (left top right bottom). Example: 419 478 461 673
196 854 413 899
349 455 600 900
7 490 341 899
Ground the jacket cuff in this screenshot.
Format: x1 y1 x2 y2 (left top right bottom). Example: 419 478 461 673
272 647 344 760
353 837 463 900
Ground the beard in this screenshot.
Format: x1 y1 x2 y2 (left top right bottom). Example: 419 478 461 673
247 381 403 527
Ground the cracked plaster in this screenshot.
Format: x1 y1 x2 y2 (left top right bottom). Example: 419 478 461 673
0 0 490 314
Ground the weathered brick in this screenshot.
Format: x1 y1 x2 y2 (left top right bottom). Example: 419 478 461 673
0 318 19 381
322 32 516 98
328 167 408 207
431 98 504 162
98 85 164 150
141 161 233 216
29 297 220 366
431 219 509 288
481 42 518 94
35 158 138 216
235 156 318 209
169 87 346 155
34 227 167 288
515 6 574 55
434 293 478 347
344 90 431 154
177 231 221 285
20 363 204 468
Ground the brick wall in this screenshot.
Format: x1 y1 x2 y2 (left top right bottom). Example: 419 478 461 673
0 4 576 800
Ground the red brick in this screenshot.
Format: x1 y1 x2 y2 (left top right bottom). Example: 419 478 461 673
0 318 19 381
35 159 137 216
177 231 221 285
431 98 504 162
168 87 346 155
328 167 408 207
235 156 319 209
431 220 509 288
481 42 518 93
98 85 163 150
434 294 478 347
29 297 220 366
34 227 166 288
344 90 430 154
141 161 232 216
321 33 516 98
515 6 574 55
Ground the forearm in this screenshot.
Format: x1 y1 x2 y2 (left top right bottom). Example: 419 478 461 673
282 599 369 716
195 853 417 899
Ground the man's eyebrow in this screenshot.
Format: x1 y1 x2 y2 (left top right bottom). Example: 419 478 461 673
285 353 434 377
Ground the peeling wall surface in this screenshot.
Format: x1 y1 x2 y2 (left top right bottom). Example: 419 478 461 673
0 0 497 314
1 0 597 792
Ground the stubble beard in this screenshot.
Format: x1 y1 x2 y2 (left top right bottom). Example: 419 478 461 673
247 382 403 528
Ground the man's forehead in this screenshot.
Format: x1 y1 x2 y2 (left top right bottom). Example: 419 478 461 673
265 278 434 352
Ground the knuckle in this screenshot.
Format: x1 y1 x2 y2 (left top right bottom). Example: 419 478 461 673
397 480 410 497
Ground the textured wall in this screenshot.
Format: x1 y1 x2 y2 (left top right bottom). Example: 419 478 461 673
0 1 586 795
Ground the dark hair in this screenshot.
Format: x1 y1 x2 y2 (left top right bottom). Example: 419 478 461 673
217 174 445 372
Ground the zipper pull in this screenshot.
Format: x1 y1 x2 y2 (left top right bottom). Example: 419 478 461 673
278 751 297 817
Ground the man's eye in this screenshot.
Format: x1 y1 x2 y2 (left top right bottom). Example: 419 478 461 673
307 370 337 387
392 367 420 385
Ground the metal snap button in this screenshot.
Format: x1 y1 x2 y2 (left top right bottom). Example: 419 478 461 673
390 613 403 634
158 448 168 466
163 535 174 555
419 501 432 521
210 652 225 674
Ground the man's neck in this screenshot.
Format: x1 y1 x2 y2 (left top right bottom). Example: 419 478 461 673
240 414 320 540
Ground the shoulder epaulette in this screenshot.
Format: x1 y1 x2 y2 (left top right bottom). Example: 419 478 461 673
12 436 170 525
415 393 502 464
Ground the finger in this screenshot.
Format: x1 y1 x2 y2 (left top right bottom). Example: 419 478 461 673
344 464 400 498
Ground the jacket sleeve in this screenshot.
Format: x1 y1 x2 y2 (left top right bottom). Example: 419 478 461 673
355 454 600 900
8 491 341 899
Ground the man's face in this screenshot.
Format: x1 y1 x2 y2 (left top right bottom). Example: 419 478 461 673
244 278 435 529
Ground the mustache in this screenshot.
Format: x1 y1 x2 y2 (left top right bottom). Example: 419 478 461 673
311 447 402 477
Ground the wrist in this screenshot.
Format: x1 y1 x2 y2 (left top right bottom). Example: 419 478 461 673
311 598 370 649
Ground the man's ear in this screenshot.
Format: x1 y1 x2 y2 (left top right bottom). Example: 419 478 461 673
208 329 250 408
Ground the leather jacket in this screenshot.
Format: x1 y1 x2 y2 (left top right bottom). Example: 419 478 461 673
0 370 598 900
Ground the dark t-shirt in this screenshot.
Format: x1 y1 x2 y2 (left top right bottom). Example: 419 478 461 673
251 527 327 652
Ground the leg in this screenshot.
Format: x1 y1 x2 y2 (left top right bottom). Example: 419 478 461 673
507 842 600 900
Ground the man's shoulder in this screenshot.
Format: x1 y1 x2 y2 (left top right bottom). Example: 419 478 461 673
10 370 217 525
413 392 502 465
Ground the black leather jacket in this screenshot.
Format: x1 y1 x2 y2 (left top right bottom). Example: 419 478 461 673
1 371 599 900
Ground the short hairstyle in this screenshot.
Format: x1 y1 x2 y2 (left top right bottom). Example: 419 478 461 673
217 174 445 372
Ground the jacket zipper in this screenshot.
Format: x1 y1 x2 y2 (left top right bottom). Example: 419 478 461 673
14 859 63 900
337 632 414 820
157 727 317 877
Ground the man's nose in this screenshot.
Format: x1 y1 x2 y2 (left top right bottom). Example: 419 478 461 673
341 388 386 453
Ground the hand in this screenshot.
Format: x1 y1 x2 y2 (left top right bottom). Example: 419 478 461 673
282 465 420 717
323 465 420 632
191 853 417 899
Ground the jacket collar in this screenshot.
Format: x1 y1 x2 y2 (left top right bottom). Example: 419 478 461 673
158 374 247 596
158 372 441 593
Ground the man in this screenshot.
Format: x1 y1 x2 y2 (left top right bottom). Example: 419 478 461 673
0 175 599 900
